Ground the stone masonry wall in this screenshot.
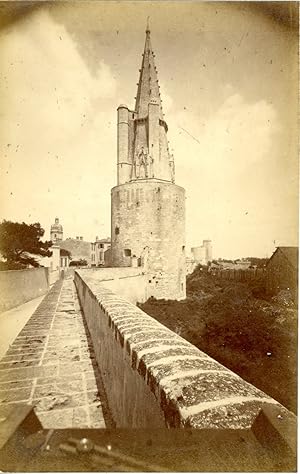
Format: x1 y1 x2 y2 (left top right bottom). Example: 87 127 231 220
0 268 49 313
79 268 147 304
75 270 296 433
111 179 186 300
49 270 60 286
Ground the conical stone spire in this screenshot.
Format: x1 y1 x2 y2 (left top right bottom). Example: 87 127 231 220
116 23 174 184
135 21 163 119
112 23 186 301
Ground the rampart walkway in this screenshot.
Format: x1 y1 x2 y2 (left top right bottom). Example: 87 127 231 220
0 277 111 429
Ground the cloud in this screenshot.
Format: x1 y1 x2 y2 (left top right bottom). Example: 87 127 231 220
0 6 296 259
170 91 278 175
167 90 282 258
1 9 116 145
0 9 117 240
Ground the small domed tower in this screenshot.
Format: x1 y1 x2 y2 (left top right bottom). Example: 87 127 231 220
50 217 63 243
111 23 186 300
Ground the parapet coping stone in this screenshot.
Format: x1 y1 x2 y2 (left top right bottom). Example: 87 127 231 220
75 270 296 433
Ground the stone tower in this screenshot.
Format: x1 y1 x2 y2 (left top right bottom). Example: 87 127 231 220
203 239 213 263
50 217 63 243
111 24 186 300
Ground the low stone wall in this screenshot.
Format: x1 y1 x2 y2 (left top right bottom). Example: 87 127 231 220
75 270 296 434
80 268 147 304
0 268 49 313
48 270 60 286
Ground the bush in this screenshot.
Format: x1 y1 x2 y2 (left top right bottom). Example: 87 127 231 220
0 261 27 270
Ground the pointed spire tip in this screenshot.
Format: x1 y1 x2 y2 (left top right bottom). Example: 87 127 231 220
146 16 150 34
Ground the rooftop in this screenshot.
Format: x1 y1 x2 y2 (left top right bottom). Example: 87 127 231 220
272 246 299 269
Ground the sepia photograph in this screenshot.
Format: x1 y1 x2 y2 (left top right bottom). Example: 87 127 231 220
0 0 298 471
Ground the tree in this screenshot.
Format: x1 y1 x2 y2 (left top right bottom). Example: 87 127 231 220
60 248 71 258
69 259 88 267
0 220 52 269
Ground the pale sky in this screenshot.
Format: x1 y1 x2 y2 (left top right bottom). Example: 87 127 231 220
0 1 298 259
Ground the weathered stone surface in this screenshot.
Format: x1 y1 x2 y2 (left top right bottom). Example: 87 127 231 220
75 270 296 433
86 377 98 391
182 401 273 429
138 346 205 367
0 267 49 312
0 278 109 429
34 392 87 412
89 405 106 428
0 365 59 383
0 387 32 403
0 379 33 391
148 357 227 383
111 179 186 301
171 373 265 406
1 354 42 363
37 408 75 429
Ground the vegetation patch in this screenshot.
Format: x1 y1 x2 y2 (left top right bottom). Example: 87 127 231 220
139 265 297 413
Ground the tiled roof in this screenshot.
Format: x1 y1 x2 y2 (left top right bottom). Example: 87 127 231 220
278 246 298 269
268 246 298 269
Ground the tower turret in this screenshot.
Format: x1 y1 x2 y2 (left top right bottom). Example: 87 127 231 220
203 239 213 263
111 23 186 300
117 104 131 185
116 22 174 183
50 217 63 243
